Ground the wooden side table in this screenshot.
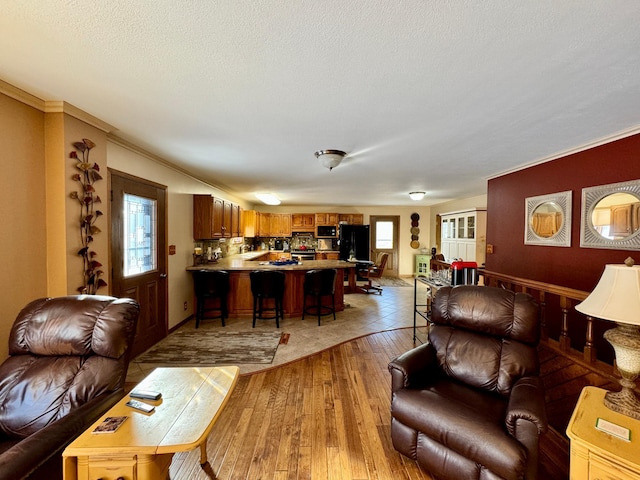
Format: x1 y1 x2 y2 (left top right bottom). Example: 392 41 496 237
62 366 239 480
566 386 640 480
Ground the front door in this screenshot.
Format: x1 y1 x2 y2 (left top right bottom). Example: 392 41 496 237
370 215 399 277
110 170 168 358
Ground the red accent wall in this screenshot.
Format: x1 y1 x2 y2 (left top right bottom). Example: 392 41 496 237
486 133 640 292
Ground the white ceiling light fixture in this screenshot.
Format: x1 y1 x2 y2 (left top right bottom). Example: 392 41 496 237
255 193 281 205
315 150 347 171
409 191 426 201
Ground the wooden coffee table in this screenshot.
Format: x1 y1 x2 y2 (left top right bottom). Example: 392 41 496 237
62 366 239 480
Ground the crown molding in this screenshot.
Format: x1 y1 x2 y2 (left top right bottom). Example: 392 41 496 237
44 101 115 133
0 79 45 110
487 124 640 180
0 79 116 133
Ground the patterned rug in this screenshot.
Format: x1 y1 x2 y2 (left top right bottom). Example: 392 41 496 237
132 331 283 365
371 276 412 287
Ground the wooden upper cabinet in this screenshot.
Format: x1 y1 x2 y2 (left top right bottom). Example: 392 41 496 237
291 213 315 231
269 214 281 238
193 194 239 239
222 200 232 237
257 212 270 237
193 194 214 239
211 197 224 237
338 214 364 225
231 204 242 237
315 213 338 225
243 210 257 237
278 214 291 236
269 213 292 237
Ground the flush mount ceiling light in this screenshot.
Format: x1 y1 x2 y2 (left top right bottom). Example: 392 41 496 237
315 150 347 171
255 193 281 205
409 191 426 201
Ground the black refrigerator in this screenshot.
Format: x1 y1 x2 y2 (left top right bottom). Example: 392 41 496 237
338 224 370 261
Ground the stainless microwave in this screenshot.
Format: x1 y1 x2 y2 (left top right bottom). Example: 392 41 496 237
316 225 337 237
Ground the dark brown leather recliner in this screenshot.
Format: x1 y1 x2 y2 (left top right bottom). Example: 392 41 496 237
0 295 139 480
388 286 547 480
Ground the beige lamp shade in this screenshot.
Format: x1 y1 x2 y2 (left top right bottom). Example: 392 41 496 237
575 264 640 326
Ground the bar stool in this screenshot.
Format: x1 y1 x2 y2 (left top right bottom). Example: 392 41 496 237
302 269 337 326
250 270 285 328
192 270 230 328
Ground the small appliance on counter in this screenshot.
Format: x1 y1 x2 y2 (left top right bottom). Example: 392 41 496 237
274 239 284 250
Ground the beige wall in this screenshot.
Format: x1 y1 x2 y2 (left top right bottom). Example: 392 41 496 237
428 194 488 251
0 93 47 359
106 139 251 330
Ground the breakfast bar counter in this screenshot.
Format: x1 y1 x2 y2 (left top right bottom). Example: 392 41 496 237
187 253 358 318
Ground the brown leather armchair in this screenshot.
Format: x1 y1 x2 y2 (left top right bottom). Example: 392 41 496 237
0 295 139 480
388 286 547 480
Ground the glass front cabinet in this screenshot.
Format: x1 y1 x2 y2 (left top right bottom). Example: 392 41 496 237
440 209 487 265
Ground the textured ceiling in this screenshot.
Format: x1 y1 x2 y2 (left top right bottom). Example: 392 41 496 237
2 1 640 206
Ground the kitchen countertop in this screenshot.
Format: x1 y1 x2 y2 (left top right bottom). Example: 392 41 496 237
186 251 354 271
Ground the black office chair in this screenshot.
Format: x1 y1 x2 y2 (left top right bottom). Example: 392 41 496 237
250 270 285 328
192 270 230 327
302 269 337 325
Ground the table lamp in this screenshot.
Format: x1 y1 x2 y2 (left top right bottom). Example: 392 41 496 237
575 259 640 419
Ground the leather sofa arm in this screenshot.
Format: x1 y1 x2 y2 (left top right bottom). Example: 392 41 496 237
0 389 124 480
505 376 548 436
388 343 437 393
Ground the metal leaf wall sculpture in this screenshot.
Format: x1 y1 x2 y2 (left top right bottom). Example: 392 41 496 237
69 138 107 294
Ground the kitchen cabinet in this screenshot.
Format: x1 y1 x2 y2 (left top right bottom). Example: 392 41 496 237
193 194 214 239
292 213 315 231
193 195 239 239
338 214 364 225
243 210 270 238
211 196 224 237
231 204 242 237
316 252 340 260
243 211 289 237
440 209 486 265
268 252 291 261
243 210 257 238
315 213 339 225
269 214 292 237
257 212 270 237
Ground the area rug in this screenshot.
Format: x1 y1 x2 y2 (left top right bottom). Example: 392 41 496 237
132 331 284 365
374 276 413 287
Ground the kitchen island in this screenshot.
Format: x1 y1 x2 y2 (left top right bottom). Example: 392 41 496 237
187 252 358 318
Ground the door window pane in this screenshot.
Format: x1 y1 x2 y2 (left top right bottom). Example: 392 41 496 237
376 221 393 249
124 194 157 277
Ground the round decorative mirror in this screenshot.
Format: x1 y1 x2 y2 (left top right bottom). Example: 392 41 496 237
530 201 564 238
590 192 640 240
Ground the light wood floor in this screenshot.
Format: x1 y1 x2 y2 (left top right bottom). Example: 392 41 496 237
166 328 432 480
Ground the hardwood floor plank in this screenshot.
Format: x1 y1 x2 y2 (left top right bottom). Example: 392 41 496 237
165 328 565 480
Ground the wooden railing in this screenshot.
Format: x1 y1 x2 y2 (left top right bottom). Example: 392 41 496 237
479 269 610 368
